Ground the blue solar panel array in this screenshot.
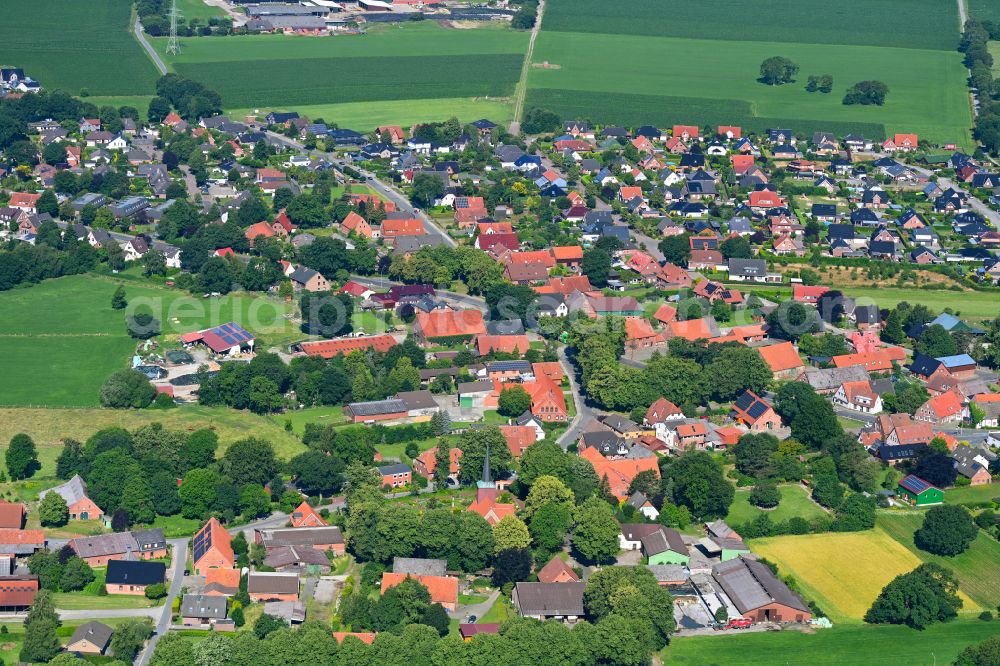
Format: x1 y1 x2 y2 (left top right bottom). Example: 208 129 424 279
211 322 253 346
192 524 212 564
901 475 931 494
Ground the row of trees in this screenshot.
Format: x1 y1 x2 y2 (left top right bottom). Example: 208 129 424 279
151 608 667 666
962 20 1000 154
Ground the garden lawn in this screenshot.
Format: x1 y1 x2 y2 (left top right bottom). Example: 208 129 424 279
528 32 971 145
51 592 158 610
837 286 1000 321
176 0 225 22
725 484 828 526
273 406 347 436
152 23 527 110
0 0 159 96
665 619 999 666
944 484 1000 506
877 512 1000 611
478 597 513 624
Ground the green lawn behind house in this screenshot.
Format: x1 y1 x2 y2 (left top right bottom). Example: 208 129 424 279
725 484 828 526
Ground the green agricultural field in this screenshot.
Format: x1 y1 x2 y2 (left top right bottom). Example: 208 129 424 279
0 0 159 96
528 31 972 144
0 274 300 407
969 0 1000 22
751 526 931 622
0 335 137 408
877 512 1000 611
153 23 528 111
542 0 960 50
228 98 513 133
725 484 828 526
666 619 999 666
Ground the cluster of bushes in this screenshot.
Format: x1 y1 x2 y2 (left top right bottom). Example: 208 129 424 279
198 340 427 413
26 548 95 593
49 423 288 527
737 493 877 539
569 317 772 413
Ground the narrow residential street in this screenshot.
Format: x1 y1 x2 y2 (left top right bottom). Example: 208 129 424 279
263 131 457 248
136 538 188 666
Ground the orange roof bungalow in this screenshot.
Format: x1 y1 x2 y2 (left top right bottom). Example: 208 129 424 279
509 250 556 269
414 447 462 479
654 304 678 324
0 502 25 529
381 217 426 239
499 425 538 459
476 334 531 356
730 154 755 174
664 317 715 342
757 341 805 380
341 211 375 239
204 568 241 597
382 572 459 612
414 309 486 345
532 361 565 385
296 335 397 358
832 348 906 372
290 501 326 528
673 125 699 140
334 632 377 645
192 517 234 574
550 245 584 267
625 317 664 350
245 221 276 246
719 125 742 139
580 447 659 500
537 556 580 584
792 284 829 303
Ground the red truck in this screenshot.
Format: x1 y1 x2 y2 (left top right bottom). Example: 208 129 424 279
715 618 752 630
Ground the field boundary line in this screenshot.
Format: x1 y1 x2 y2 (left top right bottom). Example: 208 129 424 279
510 0 545 133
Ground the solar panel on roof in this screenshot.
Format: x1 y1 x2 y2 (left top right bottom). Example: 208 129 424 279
902 476 931 494
746 402 767 419
734 392 754 411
